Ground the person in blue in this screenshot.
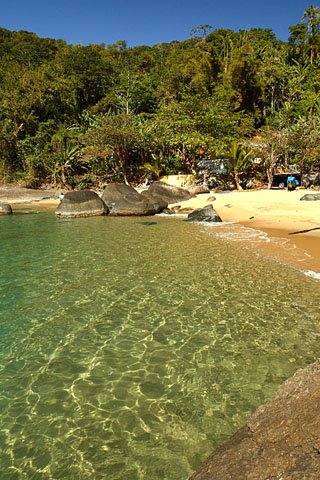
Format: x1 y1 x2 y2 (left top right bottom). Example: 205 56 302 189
287 175 299 191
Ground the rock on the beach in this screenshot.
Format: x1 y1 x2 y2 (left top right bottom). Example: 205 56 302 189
190 360 320 480
187 205 222 222
300 193 320 201
0 203 13 215
171 205 182 213
148 181 193 204
140 190 168 213
101 183 157 216
55 190 107 218
188 184 210 195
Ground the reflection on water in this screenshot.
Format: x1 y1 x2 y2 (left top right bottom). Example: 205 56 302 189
0 212 320 479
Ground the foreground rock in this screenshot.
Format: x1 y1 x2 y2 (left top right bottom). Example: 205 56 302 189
187 205 222 223
300 193 320 201
148 181 193 204
0 203 12 215
190 360 320 480
55 190 107 218
102 183 157 216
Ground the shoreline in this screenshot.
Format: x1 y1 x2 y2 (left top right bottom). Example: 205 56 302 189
169 189 320 276
1 186 319 275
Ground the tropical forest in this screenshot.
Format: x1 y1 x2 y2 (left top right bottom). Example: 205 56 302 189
0 5 320 189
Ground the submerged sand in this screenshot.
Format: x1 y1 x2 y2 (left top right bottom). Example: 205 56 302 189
169 189 320 273
1 185 319 274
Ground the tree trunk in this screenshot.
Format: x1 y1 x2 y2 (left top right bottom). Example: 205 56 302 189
234 172 243 191
267 166 273 189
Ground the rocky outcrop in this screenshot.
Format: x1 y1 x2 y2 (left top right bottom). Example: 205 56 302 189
55 190 107 218
300 193 320 201
148 181 193 204
301 173 320 189
188 184 210 195
190 360 320 480
187 205 222 223
0 203 12 215
101 183 157 216
140 190 168 213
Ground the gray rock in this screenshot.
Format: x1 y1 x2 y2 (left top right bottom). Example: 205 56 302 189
187 205 222 222
55 190 107 218
148 181 193 204
207 196 216 202
300 193 320 201
101 183 156 216
0 203 12 215
140 190 168 213
188 184 210 195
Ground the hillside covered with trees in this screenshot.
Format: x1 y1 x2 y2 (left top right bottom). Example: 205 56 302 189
0 5 320 189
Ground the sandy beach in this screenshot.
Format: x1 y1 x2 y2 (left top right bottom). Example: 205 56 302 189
1 184 319 275
169 188 320 274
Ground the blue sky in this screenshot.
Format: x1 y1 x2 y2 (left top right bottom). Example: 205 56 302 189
1 0 314 46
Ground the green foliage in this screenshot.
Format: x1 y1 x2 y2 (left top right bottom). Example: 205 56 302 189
1 7 320 187
225 141 253 190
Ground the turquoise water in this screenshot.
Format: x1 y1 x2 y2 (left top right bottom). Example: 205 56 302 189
0 211 320 479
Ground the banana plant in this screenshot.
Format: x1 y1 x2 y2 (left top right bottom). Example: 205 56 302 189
49 125 83 186
227 141 253 190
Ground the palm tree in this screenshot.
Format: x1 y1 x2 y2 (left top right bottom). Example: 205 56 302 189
227 141 253 190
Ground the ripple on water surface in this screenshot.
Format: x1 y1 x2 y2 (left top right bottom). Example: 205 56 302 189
0 212 320 479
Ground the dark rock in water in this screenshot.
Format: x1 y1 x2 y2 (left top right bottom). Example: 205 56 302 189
188 184 210 195
300 193 320 201
190 360 320 480
148 181 193 204
0 203 13 215
55 190 107 218
187 205 222 222
101 183 156 216
207 196 216 202
140 190 168 213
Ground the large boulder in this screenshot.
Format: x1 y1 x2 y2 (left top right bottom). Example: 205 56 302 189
300 193 320 201
187 205 222 223
188 184 210 195
55 190 107 218
190 360 320 480
0 203 12 215
148 181 193 204
101 183 157 216
140 190 168 213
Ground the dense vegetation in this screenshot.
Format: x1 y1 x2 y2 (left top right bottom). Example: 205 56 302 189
1 6 320 189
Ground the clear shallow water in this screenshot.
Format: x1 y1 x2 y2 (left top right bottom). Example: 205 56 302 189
0 211 320 480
